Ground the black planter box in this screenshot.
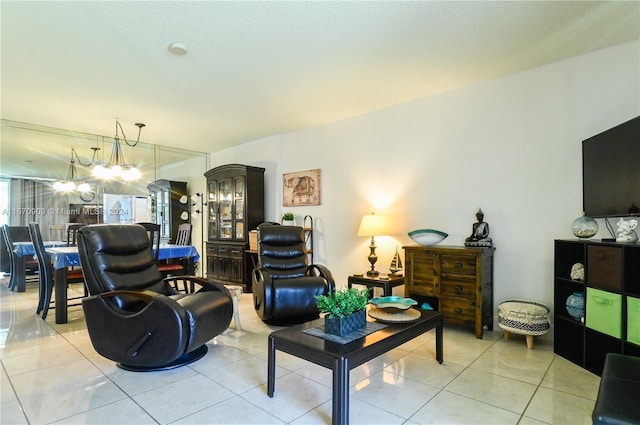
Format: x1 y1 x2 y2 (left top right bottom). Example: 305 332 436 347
324 309 366 336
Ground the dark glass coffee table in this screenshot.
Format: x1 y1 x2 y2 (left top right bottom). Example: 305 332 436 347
267 309 443 425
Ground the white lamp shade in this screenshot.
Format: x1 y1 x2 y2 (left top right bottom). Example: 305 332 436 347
121 167 141 181
77 182 91 192
110 164 124 178
92 164 108 179
357 213 391 237
62 181 76 192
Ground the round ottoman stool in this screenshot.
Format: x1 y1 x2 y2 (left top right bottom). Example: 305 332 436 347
498 300 550 349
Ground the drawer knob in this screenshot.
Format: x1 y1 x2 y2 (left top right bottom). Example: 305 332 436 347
455 263 463 268
455 308 462 313
455 285 463 292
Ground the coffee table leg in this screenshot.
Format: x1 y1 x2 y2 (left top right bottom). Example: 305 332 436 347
436 317 443 364
332 357 349 425
267 335 275 397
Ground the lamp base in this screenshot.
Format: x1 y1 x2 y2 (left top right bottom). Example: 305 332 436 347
366 236 379 279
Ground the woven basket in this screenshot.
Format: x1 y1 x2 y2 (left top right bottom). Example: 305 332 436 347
498 300 550 336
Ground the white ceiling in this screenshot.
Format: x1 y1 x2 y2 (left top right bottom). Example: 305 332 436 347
1 1 639 178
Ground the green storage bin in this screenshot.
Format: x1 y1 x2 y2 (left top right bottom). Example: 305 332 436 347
627 296 640 345
586 287 622 338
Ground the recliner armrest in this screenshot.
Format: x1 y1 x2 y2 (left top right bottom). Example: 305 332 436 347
163 275 232 297
308 264 335 293
252 268 275 320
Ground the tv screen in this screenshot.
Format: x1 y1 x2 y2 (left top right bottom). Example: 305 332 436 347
582 116 640 218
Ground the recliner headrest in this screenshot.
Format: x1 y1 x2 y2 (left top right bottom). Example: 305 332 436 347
78 224 166 298
259 225 304 246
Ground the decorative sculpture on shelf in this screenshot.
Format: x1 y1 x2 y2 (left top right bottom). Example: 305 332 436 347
389 246 403 275
616 218 638 243
465 208 493 247
570 263 585 281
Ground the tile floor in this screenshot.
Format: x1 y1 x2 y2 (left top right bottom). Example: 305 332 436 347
1 280 600 424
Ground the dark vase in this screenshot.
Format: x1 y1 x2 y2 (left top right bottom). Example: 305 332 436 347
324 309 366 336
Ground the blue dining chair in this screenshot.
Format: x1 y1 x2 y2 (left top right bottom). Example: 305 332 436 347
137 222 192 280
3 224 39 291
28 223 85 319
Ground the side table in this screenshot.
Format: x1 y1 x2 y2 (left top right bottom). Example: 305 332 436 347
347 274 405 299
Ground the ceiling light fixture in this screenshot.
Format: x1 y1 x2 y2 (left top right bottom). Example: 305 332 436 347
53 147 99 193
92 119 145 181
169 42 188 55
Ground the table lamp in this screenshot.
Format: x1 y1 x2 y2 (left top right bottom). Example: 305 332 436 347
357 213 390 277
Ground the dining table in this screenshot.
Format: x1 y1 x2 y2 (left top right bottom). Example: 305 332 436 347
46 244 200 324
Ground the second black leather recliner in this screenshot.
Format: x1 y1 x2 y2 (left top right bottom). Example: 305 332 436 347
252 224 334 324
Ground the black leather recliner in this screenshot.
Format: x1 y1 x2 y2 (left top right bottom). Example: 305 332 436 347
77 224 233 371
252 224 334 324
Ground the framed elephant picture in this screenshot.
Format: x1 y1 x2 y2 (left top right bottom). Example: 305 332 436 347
283 169 321 206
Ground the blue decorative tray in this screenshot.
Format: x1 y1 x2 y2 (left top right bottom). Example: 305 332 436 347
369 296 417 311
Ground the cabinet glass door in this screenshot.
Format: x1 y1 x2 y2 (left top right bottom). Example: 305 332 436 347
234 176 245 239
218 179 233 239
155 191 162 226
161 189 170 238
207 180 218 240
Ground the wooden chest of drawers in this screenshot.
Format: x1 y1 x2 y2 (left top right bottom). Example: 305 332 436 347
404 245 495 338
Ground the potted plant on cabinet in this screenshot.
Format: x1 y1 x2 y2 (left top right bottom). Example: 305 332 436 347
282 212 294 225
315 288 369 336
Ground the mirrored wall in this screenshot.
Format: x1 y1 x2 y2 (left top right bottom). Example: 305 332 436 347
1 119 208 191
1 119 209 226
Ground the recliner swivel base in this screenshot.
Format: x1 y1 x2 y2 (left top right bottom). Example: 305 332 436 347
117 344 208 372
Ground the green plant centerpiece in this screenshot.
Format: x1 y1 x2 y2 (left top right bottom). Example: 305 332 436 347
315 288 369 336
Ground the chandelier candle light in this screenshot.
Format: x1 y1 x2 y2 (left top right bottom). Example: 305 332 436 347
92 119 145 181
53 147 99 193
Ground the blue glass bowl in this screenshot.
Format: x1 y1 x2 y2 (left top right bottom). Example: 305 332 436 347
408 229 448 246
369 296 417 311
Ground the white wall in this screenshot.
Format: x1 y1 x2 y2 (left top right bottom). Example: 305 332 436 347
208 40 640 321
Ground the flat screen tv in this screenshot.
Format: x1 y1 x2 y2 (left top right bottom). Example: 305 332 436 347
582 116 640 218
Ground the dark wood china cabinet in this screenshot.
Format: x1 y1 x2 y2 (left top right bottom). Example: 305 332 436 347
204 164 264 291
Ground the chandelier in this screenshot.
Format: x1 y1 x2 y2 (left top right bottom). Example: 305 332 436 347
53 147 99 193
92 119 145 181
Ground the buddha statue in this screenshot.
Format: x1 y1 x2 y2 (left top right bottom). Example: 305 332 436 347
465 208 493 247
